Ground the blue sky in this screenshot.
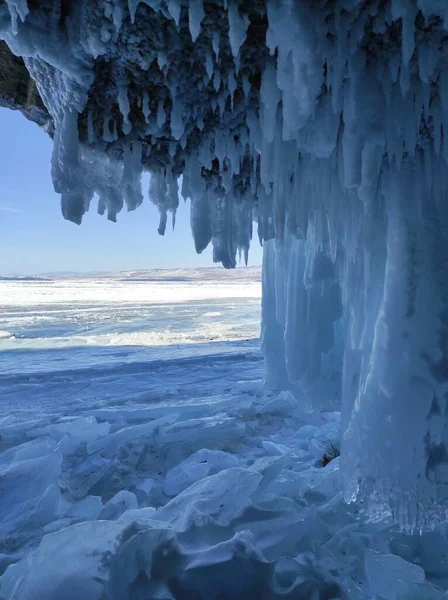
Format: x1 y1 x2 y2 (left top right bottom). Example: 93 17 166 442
0 109 262 275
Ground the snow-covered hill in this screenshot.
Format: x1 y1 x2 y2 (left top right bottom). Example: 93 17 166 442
38 266 262 282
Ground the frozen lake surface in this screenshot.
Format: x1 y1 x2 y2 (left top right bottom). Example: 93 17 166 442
0 270 261 374
0 271 446 599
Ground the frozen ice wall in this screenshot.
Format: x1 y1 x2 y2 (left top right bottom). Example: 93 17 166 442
261 0 448 530
2 0 448 529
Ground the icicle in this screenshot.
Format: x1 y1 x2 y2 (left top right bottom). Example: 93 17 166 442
54 109 91 225
205 50 213 81
399 63 411 99
122 141 143 212
117 83 132 135
142 90 151 123
242 74 251 100
87 111 94 144
198 139 212 169
191 193 211 253
212 32 220 60
188 0 204 43
111 4 123 32
157 52 168 72
227 2 249 61
401 5 417 67
127 0 140 24
215 131 226 163
217 92 226 116
167 0 181 26
102 115 114 142
157 101 166 128
260 59 280 144
170 95 184 140
227 70 237 108
7 0 29 35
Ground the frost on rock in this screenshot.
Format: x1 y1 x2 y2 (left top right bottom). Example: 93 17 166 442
1 0 448 530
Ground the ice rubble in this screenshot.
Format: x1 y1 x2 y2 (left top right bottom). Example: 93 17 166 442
5 374 445 600
163 448 239 496
1 0 448 532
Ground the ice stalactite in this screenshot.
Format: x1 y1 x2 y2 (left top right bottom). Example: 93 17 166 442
2 0 448 529
259 1 448 530
343 157 448 531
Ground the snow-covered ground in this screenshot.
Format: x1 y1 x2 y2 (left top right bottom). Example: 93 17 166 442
0 272 447 599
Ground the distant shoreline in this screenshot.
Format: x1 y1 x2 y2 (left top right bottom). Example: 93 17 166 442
0 275 51 282
0 266 261 282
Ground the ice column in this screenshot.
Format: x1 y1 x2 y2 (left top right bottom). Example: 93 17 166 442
260 1 448 529
342 157 448 531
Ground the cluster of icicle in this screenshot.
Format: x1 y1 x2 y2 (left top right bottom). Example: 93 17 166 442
1 0 265 267
3 0 448 530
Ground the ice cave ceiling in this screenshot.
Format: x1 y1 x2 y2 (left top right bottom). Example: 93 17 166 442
4 0 446 265
0 0 273 263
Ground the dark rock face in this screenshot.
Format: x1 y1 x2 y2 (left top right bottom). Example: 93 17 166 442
0 39 52 133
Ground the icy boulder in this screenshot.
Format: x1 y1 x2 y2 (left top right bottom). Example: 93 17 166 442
61 495 103 521
159 414 246 448
365 549 425 600
0 438 57 466
157 468 262 527
121 507 157 521
87 414 179 457
48 416 108 439
306 457 341 501
0 451 63 539
99 490 138 520
261 440 295 457
163 449 239 496
1 519 149 600
396 581 444 600
0 418 50 446
53 417 110 455
135 478 154 503
68 454 112 500
248 455 290 496
414 531 448 584
258 392 301 418
0 553 16 577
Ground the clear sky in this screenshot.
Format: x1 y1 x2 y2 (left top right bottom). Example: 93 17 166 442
0 108 262 275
